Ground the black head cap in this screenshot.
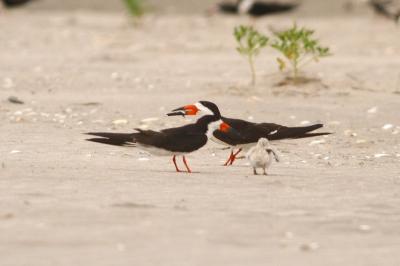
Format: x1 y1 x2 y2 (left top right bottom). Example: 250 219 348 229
198 101 221 118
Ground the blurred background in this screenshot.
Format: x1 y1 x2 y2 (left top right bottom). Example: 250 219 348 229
4 0 373 16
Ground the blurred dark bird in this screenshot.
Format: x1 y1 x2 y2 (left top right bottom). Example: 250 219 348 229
210 0 299 17
369 0 400 23
2 0 33 7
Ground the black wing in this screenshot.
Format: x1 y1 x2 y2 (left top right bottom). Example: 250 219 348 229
136 128 208 153
85 132 136 147
215 117 330 145
249 2 298 16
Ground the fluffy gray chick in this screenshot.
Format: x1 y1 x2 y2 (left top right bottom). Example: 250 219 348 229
246 138 279 175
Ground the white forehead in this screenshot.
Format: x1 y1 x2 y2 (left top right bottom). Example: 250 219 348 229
195 102 213 115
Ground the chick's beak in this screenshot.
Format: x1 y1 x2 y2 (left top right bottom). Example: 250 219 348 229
167 104 199 116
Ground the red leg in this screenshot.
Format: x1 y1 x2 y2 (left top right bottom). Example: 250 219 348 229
182 156 192 173
229 148 242 165
223 150 234 166
172 155 181 172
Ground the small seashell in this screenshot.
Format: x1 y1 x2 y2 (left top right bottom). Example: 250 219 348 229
367 106 378 114
300 120 310 125
112 119 128 125
3 78 14 88
382 124 393 130
344 130 357 137
359 224 371 232
374 153 389 158
110 72 121 80
309 139 326 146
10 150 21 154
138 157 150 161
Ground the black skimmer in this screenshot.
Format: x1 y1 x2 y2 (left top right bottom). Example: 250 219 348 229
368 0 400 23
85 114 234 173
2 0 33 7
167 101 331 166
212 0 298 17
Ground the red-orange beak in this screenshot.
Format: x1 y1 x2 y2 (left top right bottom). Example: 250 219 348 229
219 122 231 133
167 104 199 116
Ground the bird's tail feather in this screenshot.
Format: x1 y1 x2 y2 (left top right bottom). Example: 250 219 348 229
85 132 136 147
268 124 331 140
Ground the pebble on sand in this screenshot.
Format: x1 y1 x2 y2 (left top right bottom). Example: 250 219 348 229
300 242 320 251
8 96 24 104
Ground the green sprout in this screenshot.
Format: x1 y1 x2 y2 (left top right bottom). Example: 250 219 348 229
124 0 144 17
234 25 269 86
271 24 331 81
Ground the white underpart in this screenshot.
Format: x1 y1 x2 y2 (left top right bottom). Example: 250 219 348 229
195 102 214 116
238 0 254 14
207 120 223 139
136 144 186 156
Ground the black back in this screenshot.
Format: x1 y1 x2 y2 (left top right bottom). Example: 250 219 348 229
212 116 330 145
86 115 219 153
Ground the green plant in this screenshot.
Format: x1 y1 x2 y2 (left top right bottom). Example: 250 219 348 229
124 0 144 17
271 24 330 80
234 25 269 86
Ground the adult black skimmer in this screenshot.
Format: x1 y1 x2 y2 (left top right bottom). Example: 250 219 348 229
212 0 298 17
368 0 400 23
168 101 331 166
85 114 234 173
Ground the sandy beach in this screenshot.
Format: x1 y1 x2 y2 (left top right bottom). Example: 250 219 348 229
1 2 400 265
